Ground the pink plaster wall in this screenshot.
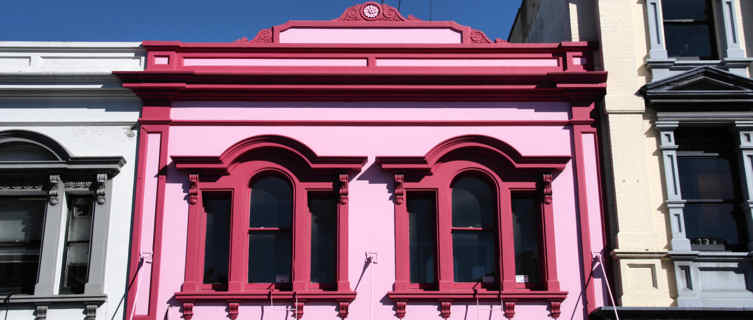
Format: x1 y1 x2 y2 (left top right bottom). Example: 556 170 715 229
278 28 462 44
582 133 607 307
133 103 605 320
375 58 559 67
133 133 161 317
170 101 571 122
183 58 367 67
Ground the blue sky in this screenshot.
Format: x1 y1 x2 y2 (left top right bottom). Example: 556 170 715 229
1 0 522 42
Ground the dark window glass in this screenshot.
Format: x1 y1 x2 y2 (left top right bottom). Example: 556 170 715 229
678 157 736 199
512 194 543 288
249 175 292 284
675 127 746 251
0 142 57 161
60 196 93 294
407 192 437 285
0 197 46 294
451 174 498 284
662 0 717 59
202 192 231 288
662 0 709 20
684 203 746 251
309 192 336 286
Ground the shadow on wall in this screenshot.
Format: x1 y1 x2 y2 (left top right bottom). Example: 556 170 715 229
742 0 753 76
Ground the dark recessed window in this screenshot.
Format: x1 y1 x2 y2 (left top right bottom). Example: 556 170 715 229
676 127 747 251
248 174 292 286
408 191 437 286
202 192 231 289
512 193 543 289
451 174 498 285
309 192 337 287
0 197 46 295
0 142 57 161
662 0 718 60
60 196 94 294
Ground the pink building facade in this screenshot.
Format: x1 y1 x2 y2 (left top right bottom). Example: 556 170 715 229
117 3 608 320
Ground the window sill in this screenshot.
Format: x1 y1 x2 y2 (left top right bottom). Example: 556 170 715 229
0 294 106 306
387 289 567 319
174 290 356 319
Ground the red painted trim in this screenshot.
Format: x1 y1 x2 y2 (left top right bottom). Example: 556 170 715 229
125 126 149 320
147 120 586 127
569 102 598 315
147 126 170 320
173 135 364 318
380 135 568 318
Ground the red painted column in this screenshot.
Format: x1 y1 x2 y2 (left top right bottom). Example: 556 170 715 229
293 184 310 291
228 183 249 291
498 185 516 291
392 174 410 291
437 187 453 290
336 174 351 291
570 101 598 314
182 174 204 291
541 173 561 291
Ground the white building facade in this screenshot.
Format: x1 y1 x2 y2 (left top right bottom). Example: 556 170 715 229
0 42 144 320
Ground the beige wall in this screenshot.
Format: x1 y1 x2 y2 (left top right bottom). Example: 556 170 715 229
510 0 677 306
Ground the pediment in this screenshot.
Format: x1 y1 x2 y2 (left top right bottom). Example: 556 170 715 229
239 2 496 45
642 66 753 94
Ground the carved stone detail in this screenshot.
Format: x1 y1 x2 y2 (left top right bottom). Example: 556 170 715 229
251 28 273 43
294 302 304 319
338 173 349 204
337 302 349 319
470 30 492 43
227 301 239 320
48 175 61 205
188 173 199 205
503 301 515 319
439 301 451 319
395 301 406 318
549 301 561 319
95 173 107 205
0 184 44 191
34 305 47 320
182 302 194 320
394 173 405 205
64 181 94 190
84 304 97 320
336 3 406 22
542 172 553 204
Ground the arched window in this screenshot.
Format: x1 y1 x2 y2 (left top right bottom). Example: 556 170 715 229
249 174 293 284
450 173 498 284
174 135 366 317
0 130 123 301
379 135 568 318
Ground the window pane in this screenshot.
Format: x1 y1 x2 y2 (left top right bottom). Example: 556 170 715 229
0 198 46 294
309 192 336 285
662 0 709 20
684 203 746 251
250 175 292 228
512 194 542 287
452 174 496 228
249 232 292 283
202 192 231 287
664 24 716 59
0 142 57 161
678 157 736 199
452 231 497 283
61 196 93 294
408 192 436 285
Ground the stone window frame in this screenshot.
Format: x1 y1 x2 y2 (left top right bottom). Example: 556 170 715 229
645 0 751 78
0 130 124 317
655 116 753 306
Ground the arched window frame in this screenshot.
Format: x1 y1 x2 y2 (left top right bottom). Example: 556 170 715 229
378 135 569 319
173 135 366 319
0 130 124 315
